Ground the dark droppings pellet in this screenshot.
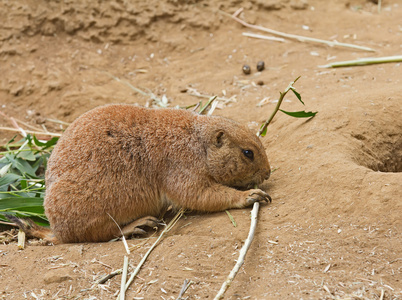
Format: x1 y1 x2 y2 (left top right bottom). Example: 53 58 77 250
257 61 265 72
242 64 251 75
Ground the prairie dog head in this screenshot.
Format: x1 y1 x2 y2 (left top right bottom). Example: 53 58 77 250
205 119 271 189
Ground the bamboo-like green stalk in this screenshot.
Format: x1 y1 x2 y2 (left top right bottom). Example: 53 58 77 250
257 76 300 137
320 55 402 68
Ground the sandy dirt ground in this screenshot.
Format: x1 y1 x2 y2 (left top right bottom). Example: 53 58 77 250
0 0 401 299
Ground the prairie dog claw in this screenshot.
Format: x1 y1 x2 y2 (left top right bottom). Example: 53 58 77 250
246 189 272 206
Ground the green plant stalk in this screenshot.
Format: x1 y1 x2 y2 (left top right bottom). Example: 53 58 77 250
0 187 45 194
198 95 218 115
257 76 300 137
319 55 402 68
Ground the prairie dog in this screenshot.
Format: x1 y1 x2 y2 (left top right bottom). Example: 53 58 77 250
14 104 271 243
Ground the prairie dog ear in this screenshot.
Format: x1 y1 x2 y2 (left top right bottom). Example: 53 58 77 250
214 131 225 148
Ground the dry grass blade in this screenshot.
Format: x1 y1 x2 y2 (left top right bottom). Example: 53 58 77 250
242 32 285 42
221 10 375 52
104 71 167 107
185 87 237 106
214 202 260 300
97 269 122 284
198 96 218 115
107 213 130 255
176 279 192 300
46 118 70 126
117 209 185 299
225 210 237 227
0 127 62 137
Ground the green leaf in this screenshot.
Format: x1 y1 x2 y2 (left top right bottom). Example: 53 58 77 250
198 95 217 115
6 205 45 214
7 155 37 176
279 109 317 118
5 135 17 151
0 196 44 210
0 173 21 187
0 163 12 177
290 87 304 105
0 209 48 224
16 150 37 161
31 156 46 174
20 179 28 190
33 135 59 149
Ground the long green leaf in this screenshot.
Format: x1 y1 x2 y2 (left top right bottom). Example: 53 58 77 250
33 135 59 149
1 205 45 214
0 173 21 187
16 150 37 161
279 109 317 118
7 155 37 176
290 88 304 105
0 197 44 210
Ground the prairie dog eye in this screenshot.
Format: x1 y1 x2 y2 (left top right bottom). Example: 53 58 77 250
242 149 254 160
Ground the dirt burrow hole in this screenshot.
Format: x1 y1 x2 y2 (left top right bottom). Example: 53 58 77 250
353 131 402 173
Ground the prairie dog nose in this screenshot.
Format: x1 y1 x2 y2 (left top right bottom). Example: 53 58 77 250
265 169 271 180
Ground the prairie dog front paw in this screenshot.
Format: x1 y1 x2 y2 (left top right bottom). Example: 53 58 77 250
245 189 272 206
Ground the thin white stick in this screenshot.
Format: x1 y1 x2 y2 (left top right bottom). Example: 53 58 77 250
46 118 70 126
379 288 384 300
214 202 260 300
223 11 375 52
319 55 402 68
242 32 285 43
0 127 62 137
116 210 184 299
119 256 129 300
107 213 130 255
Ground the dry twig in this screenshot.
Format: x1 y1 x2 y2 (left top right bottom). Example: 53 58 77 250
214 202 260 300
242 32 285 42
176 279 192 300
0 127 62 137
97 269 122 285
117 209 185 299
119 256 129 300
221 10 375 52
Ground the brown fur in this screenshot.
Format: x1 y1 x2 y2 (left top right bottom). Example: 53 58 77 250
23 104 271 243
